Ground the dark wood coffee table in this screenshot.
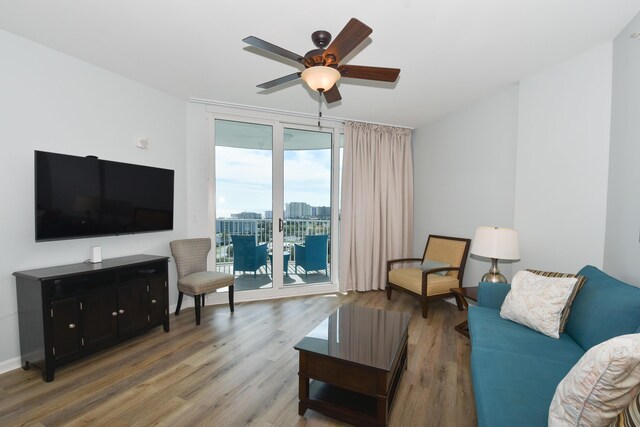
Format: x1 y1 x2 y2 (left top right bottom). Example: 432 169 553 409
294 305 410 427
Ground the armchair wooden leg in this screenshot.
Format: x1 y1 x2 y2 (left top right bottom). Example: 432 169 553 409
194 294 201 326
228 285 234 312
421 300 429 319
175 291 184 315
386 285 392 300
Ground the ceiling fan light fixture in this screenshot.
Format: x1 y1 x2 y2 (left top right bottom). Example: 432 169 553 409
301 66 341 92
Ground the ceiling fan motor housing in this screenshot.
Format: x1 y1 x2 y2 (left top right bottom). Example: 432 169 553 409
311 30 332 48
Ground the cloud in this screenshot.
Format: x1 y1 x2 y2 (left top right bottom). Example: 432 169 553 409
215 146 335 216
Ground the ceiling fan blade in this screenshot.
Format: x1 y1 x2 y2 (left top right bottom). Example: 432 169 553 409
243 36 305 64
323 85 342 104
337 64 400 82
323 18 372 65
257 72 302 89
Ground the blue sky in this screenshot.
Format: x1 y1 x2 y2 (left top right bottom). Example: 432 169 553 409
215 146 333 218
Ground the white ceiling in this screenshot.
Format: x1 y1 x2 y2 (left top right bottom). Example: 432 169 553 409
1 0 638 128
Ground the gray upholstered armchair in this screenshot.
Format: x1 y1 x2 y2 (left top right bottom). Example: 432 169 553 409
169 238 234 325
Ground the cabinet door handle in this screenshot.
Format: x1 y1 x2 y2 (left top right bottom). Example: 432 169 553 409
119 309 125 314
151 299 157 304
68 323 76 329
112 311 118 317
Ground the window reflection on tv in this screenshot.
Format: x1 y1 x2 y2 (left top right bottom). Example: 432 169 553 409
35 151 174 241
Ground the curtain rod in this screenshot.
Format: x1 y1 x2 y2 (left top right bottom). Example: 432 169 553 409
189 98 414 130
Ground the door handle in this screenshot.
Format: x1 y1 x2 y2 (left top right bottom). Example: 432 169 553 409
279 218 283 233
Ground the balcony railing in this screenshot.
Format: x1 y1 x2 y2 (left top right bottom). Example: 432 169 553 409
215 218 331 271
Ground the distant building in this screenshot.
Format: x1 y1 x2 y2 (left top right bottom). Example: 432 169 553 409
264 210 272 219
231 211 262 219
217 211 261 237
216 219 257 236
314 206 331 219
286 202 311 218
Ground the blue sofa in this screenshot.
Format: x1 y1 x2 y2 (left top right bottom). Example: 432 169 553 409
468 265 640 427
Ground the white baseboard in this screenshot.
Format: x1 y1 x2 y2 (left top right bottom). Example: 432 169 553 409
0 356 22 375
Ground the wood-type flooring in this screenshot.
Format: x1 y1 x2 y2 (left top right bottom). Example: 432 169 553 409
0 290 476 426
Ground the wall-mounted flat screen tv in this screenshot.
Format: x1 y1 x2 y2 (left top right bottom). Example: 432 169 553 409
35 150 174 242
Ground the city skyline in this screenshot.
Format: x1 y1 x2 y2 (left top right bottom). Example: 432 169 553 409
219 201 331 220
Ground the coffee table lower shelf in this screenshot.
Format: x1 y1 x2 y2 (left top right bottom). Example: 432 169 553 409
298 341 407 427
305 380 377 422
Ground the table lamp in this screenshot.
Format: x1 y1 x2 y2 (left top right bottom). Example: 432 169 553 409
470 226 520 283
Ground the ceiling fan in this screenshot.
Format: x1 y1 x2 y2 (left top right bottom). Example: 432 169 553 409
243 18 400 104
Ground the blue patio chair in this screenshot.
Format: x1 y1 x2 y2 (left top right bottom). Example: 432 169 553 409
231 235 268 277
294 235 329 277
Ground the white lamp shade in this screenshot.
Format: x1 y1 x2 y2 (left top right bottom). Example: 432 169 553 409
470 226 520 260
301 66 341 91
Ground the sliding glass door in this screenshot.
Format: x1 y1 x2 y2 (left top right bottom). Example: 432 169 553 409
214 119 274 291
211 117 337 299
283 127 332 286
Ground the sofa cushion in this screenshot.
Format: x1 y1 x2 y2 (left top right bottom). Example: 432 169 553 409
469 307 585 364
526 269 586 333
565 265 640 350
500 270 583 339
610 391 640 427
471 346 576 427
477 282 511 310
549 333 640 426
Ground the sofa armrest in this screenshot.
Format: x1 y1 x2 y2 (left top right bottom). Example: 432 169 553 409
477 282 511 309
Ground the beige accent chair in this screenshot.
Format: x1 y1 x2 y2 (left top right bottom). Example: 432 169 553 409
170 238 234 325
386 235 471 318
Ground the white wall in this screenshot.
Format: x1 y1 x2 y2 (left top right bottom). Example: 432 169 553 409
513 43 612 273
185 102 210 238
603 13 640 285
0 30 187 371
412 86 519 286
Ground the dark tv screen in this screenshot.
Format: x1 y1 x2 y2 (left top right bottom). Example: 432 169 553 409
35 151 174 241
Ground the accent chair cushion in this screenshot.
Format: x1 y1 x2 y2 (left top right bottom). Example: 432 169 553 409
500 270 581 339
423 236 467 278
548 334 640 427
420 258 450 276
178 271 234 295
388 268 458 296
526 269 586 333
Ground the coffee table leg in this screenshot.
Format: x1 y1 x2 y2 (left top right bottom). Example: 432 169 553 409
298 374 309 416
376 395 388 426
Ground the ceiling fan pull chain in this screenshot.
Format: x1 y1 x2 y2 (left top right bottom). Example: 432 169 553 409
318 90 322 128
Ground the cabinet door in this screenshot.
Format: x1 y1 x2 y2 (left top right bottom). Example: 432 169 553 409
148 277 167 326
82 289 118 349
51 298 80 360
117 280 148 336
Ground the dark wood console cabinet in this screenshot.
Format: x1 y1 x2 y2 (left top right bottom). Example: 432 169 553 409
14 254 170 382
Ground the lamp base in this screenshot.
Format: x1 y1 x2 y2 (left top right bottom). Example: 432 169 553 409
480 272 507 283
481 258 507 283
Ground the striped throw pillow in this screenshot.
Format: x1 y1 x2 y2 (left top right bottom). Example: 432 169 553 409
526 269 586 333
610 392 640 427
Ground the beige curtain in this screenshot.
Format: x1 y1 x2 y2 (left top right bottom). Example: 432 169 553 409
339 121 413 292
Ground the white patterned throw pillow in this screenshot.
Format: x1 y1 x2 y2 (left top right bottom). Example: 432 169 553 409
500 270 580 339
549 334 640 427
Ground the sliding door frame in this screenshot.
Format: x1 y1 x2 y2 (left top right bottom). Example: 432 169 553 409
204 105 343 305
